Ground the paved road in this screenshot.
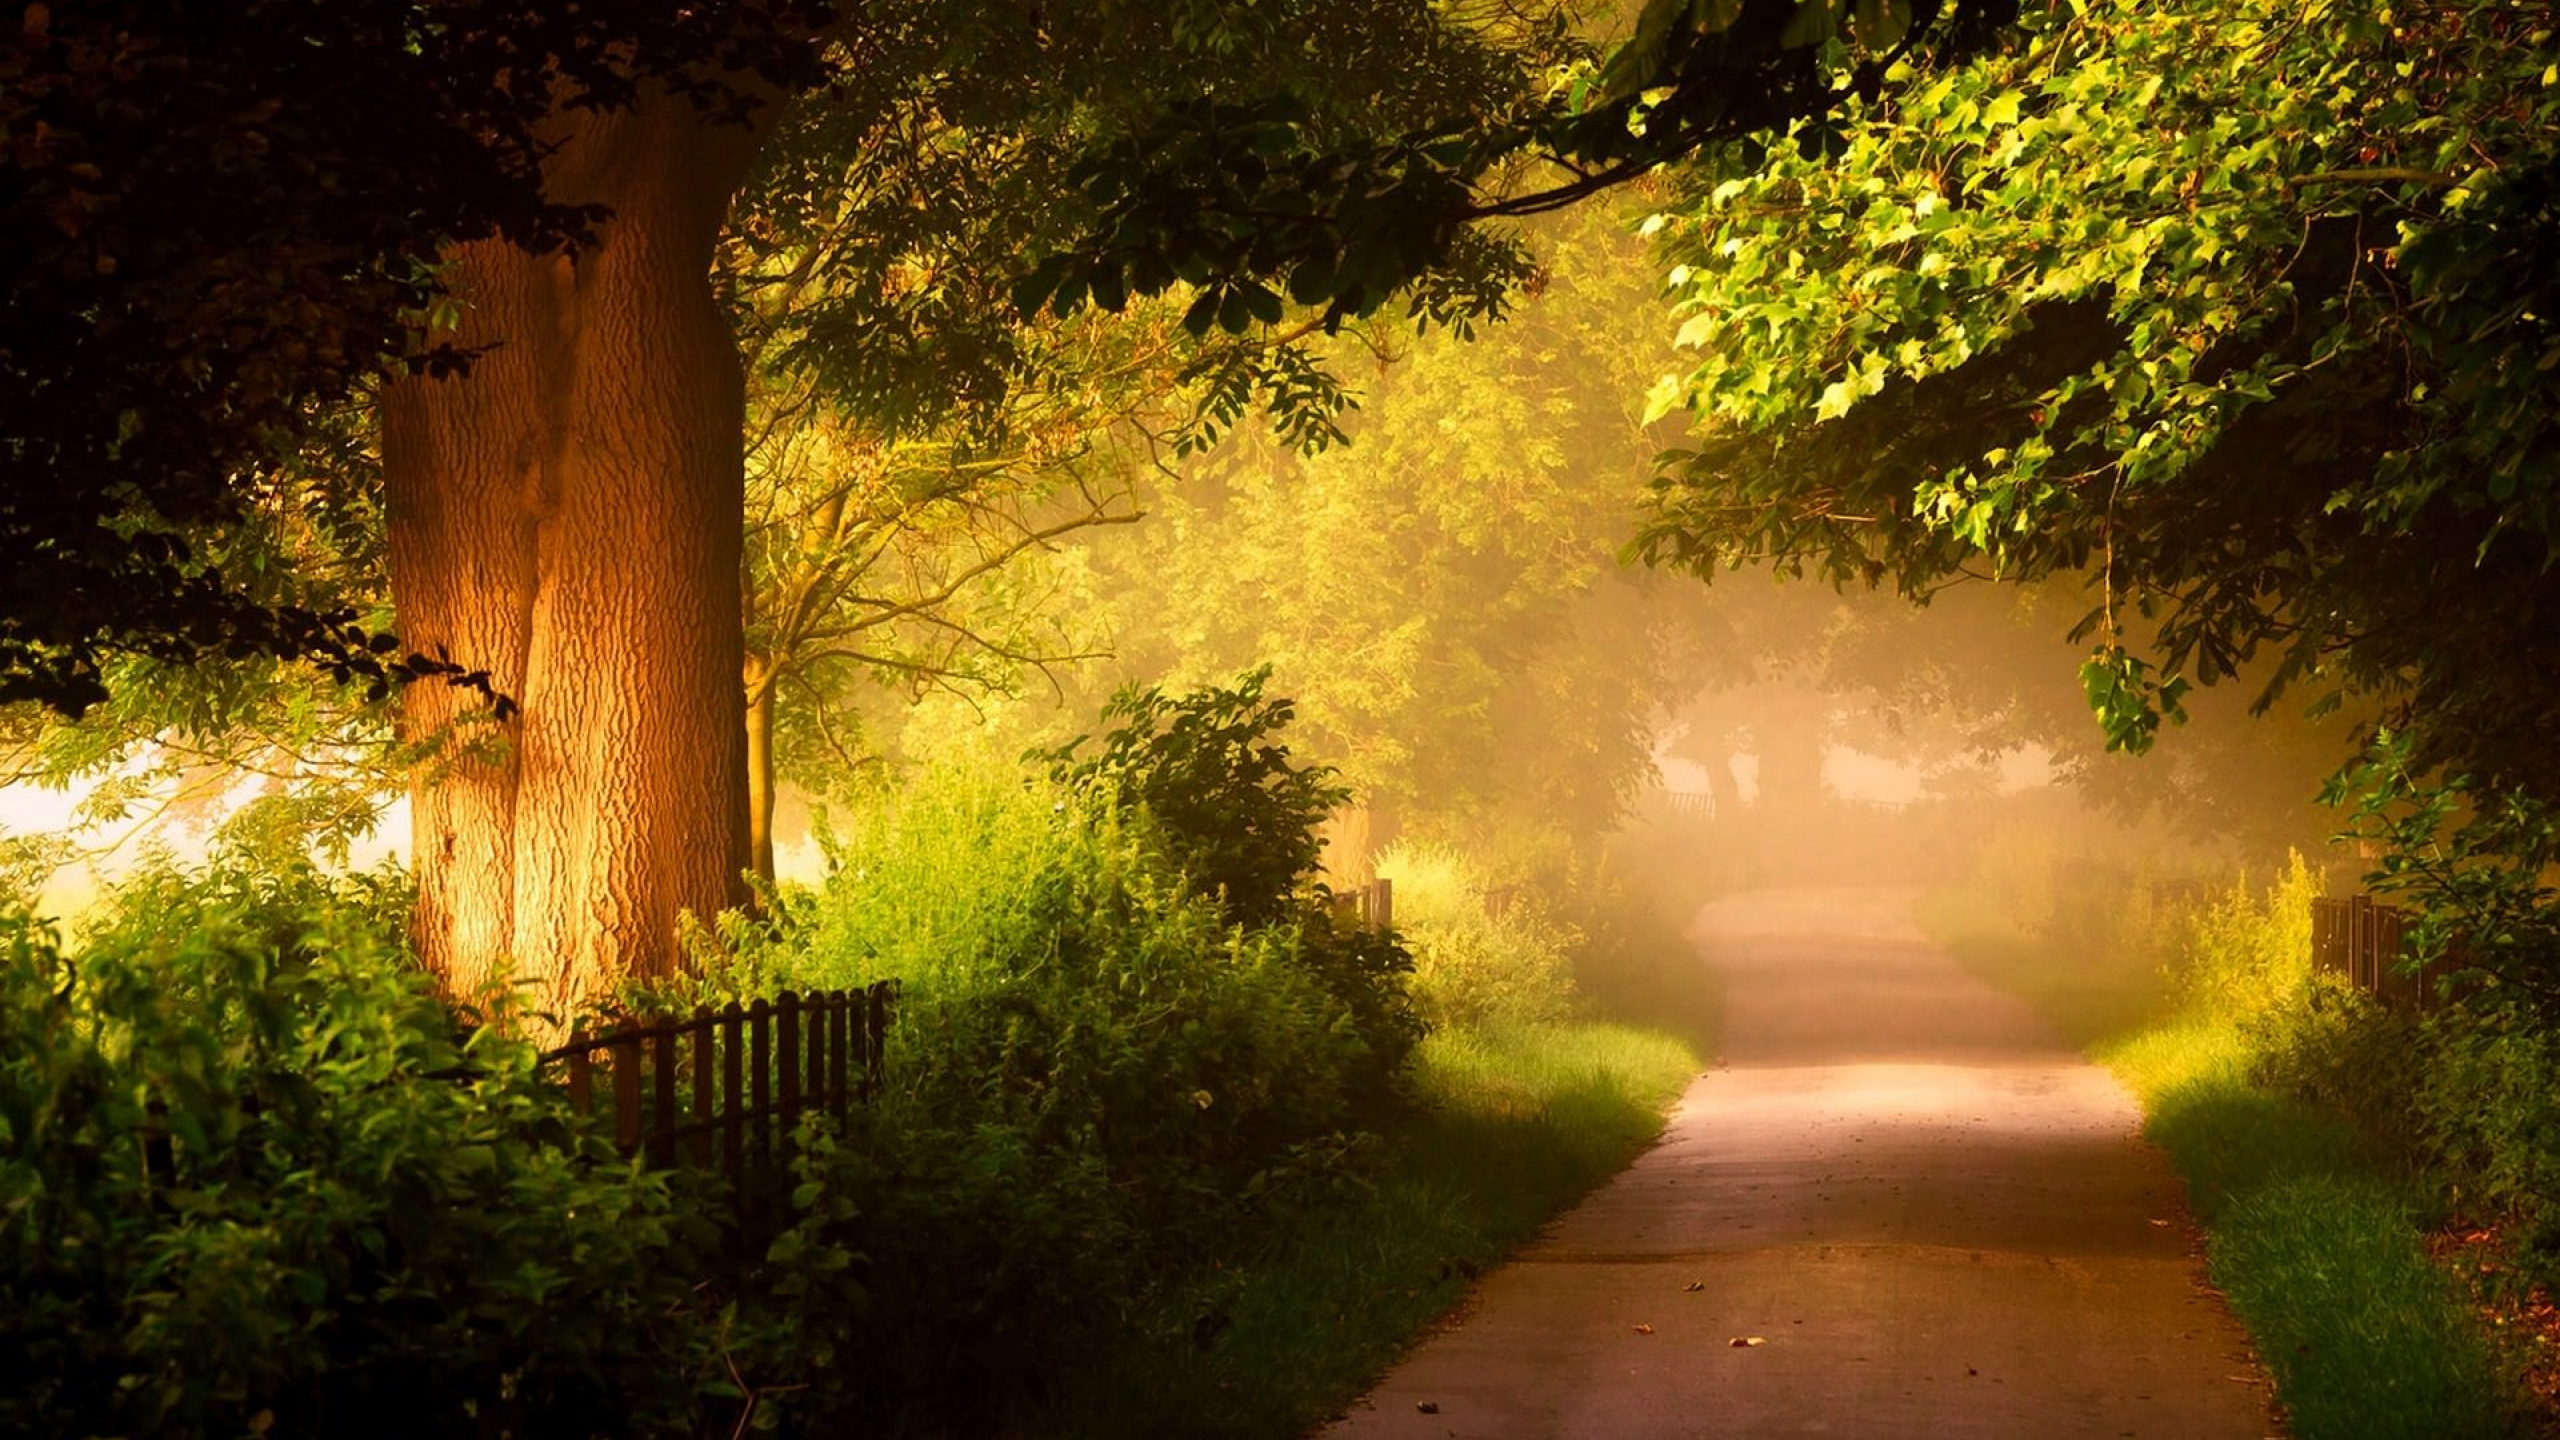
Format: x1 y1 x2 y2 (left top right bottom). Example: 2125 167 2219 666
1326 889 2275 1440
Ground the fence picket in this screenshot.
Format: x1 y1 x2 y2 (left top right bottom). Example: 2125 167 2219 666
830 994 851 1120
2308 895 2476 1014
776 991 802 1167
720 1001 745 1186
748 997 774 1167
611 1034 642 1153
565 1041 593 1116
649 1025 678 1169
689 1008 716 1169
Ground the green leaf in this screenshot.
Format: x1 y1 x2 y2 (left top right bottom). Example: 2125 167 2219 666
1182 288 1221 336
1779 0 1838 50
1010 257 1067 319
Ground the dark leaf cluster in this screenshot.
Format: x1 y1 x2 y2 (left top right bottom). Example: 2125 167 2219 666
0 0 835 713
1015 0 2017 338
1043 667 1351 930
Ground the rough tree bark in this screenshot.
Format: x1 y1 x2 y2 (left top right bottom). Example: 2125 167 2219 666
381 90 762 1015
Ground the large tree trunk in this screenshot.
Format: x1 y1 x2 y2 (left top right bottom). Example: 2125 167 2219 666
381 90 760 1017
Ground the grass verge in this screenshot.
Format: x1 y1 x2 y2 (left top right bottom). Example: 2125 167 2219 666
2101 1020 2509 1440
1925 890 2515 1440
1038 1021 1701 1439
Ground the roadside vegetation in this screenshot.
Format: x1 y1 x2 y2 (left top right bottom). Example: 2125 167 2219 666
1925 849 2536 1439
12 0 2557 1435
2 676 1709 1438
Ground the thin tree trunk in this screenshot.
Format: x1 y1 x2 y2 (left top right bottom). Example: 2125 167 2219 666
1704 747 1743 820
382 89 760 1018
745 653 778 886
1318 804 1377 883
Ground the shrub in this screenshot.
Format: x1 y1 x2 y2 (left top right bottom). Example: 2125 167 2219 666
2245 981 2423 1149
2409 1000 2560 1279
797 768 1401 1209
0 855 763 1440
1375 844 1577 1031
769 761 1418 1416
2175 854 2319 1025
1042 668 1347 929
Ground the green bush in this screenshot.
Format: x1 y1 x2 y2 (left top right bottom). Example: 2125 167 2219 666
2244 981 2423 1143
802 767 1409 1188
2410 1000 2560 1278
767 761 1419 1419
2164 858 2560 1284
1043 669 1348 929
0 857 780 1440
2077 854 2536 1432
1374 843 1577 1031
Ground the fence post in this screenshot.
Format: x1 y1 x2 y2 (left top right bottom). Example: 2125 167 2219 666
690 1008 716 1169
777 991 802 1168
806 991 829 1124
2350 893 2375 993
611 1033 643 1155
863 981 893 1094
749 998 773 1165
720 1001 745 1188
649 1023 678 1169
829 993 851 1120
565 1038 594 1116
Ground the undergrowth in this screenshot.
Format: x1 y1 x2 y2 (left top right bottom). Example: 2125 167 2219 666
1034 1022 1699 1439
3 677 1713 1438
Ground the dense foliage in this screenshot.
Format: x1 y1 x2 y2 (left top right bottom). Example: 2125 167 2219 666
0 858 849 1439
1376 844 1581 1032
2 677 1515 1435
2 0 2015 723
1045 670 1350 928
672 683 1445 1423
0 0 832 712
1642 0 2556 760
1030 0 2026 341
780 765 1405 1346
1634 0 2560 959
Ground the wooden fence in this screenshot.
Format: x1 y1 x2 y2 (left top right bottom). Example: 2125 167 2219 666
1664 790 1716 818
1332 878 1393 931
2309 895 2462 1013
541 982 896 1240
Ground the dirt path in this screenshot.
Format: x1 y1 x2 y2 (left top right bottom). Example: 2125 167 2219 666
1326 888 2274 1440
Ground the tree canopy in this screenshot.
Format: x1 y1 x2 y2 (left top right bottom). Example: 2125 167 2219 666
0 0 833 713
1635 0 2557 795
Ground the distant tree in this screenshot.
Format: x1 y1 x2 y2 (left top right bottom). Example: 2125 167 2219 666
1005 202 1718 871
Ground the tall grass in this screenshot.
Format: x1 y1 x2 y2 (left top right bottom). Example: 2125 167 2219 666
1376 843 1577 1030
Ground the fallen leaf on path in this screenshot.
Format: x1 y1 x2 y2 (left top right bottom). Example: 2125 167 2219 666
1633 1323 1655 1335
1729 1336 1766 1348
1683 1281 1705 1293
